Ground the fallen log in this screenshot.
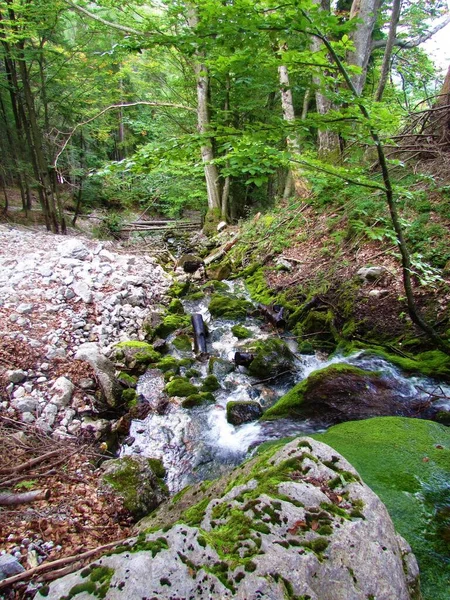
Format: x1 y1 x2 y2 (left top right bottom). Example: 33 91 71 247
258 304 287 328
234 352 255 368
0 449 61 475
191 314 207 354
0 489 50 506
204 235 239 266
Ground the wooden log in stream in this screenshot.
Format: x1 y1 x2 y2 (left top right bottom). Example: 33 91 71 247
234 352 255 368
191 314 208 354
258 304 287 328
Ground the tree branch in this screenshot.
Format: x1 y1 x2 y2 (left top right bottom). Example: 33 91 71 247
64 0 146 36
372 14 450 50
53 101 195 168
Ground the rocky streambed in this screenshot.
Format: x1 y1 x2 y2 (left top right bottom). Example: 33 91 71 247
1 224 449 600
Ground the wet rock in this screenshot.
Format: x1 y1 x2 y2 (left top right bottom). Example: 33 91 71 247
246 338 295 378
262 363 411 423
177 254 204 274
40 437 420 600
226 400 263 425
101 455 168 519
208 357 235 378
206 261 232 281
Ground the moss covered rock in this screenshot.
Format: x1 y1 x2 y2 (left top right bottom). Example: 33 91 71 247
47 435 420 600
208 357 235 378
181 392 215 409
226 400 263 425
168 281 190 298
202 207 221 236
154 314 192 339
231 325 252 339
208 293 252 319
167 298 185 315
101 456 168 520
165 377 198 398
246 338 294 378
262 363 409 422
201 374 220 392
313 417 450 600
172 334 193 352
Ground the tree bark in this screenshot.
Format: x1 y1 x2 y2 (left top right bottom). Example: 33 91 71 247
187 7 221 211
0 489 50 506
347 0 383 95
278 61 310 197
374 0 402 102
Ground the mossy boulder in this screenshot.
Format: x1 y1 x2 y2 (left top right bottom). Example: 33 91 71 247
49 436 420 600
203 279 229 292
262 363 410 422
208 293 252 319
167 298 185 315
181 392 215 409
154 314 192 339
200 374 220 392
231 324 252 339
168 281 190 298
206 261 232 281
101 456 168 520
226 400 263 425
121 388 138 407
208 357 235 378
165 377 198 398
117 372 138 388
246 338 294 378
115 341 161 368
172 334 193 352
313 417 450 600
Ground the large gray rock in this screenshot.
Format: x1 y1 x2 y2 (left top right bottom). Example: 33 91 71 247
38 437 420 600
74 343 122 408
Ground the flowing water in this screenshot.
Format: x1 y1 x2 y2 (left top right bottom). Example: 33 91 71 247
121 280 450 493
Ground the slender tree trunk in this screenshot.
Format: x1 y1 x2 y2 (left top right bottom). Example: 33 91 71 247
311 0 341 156
187 7 221 212
374 0 402 102
347 0 383 95
278 62 310 197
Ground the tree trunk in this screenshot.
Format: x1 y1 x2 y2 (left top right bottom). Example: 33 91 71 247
278 62 310 197
311 0 341 156
347 0 383 95
374 0 402 102
187 7 221 212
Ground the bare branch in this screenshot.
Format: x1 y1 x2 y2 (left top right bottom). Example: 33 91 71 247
372 14 450 50
53 101 195 168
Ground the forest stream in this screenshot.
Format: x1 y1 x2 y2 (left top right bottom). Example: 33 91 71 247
121 279 450 493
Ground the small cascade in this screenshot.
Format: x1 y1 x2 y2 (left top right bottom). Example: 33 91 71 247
121 280 450 493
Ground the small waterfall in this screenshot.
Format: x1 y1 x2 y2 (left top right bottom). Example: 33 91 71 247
121 280 450 493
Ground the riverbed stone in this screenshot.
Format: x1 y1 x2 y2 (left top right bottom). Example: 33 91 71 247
39 436 420 600
100 455 168 519
51 376 74 408
246 337 295 378
261 363 412 423
357 265 387 281
226 400 263 425
57 239 90 260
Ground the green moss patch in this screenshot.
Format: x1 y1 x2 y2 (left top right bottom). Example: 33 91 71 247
168 298 185 315
209 294 252 319
231 325 252 339
313 417 450 600
181 392 215 408
246 338 294 378
201 374 220 392
172 334 192 352
154 314 192 338
165 377 198 397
